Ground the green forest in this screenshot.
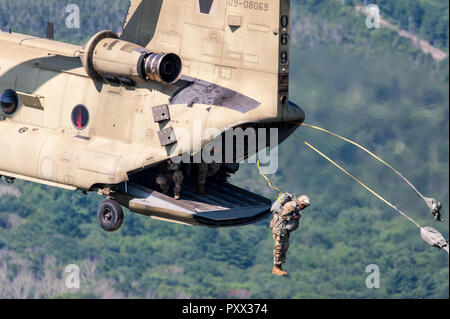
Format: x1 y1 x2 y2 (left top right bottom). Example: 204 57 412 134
0 0 448 299
354 0 449 50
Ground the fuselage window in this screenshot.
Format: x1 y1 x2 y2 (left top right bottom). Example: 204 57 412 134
71 104 90 130
1 89 19 115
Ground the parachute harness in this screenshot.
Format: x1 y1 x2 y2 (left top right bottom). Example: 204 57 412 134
257 122 448 253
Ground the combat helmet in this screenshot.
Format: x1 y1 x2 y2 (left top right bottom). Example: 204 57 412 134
297 195 311 208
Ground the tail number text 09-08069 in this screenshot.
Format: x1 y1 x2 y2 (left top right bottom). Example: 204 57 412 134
228 0 269 11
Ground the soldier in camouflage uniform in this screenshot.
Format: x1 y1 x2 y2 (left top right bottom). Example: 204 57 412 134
197 162 222 195
270 194 311 276
156 160 184 200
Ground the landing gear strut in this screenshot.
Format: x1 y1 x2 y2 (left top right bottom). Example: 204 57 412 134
97 200 124 232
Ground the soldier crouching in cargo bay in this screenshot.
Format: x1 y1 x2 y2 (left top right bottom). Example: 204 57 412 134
156 160 184 200
270 193 311 276
197 162 221 195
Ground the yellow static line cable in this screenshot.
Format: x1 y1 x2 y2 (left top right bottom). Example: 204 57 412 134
293 133 422 229
292 122 427 201
257 159 284 202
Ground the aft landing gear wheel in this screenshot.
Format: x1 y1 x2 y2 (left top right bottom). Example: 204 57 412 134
97 200 124 232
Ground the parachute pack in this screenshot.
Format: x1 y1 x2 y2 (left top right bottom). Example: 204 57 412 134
270 192 294 215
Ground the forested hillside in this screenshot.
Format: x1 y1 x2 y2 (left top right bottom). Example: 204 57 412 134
353 0 449 51
0 0 448 299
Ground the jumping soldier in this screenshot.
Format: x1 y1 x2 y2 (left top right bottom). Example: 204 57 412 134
270 194 311 276
156 160 184 200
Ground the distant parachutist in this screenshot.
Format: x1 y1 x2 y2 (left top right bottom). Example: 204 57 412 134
156 160 184 200
425 198 443 222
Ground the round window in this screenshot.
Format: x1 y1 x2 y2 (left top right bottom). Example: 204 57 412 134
1 89 19 115
71 104 90 130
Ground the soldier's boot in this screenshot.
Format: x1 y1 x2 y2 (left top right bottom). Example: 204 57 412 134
172 171 183 201
198 183 205 195
173 184 182 200
272 264 288 276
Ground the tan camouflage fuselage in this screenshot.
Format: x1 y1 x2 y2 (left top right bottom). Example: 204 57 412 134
0 0 304 192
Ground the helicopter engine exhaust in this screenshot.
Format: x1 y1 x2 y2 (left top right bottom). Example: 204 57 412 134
143 53 182 84
80 30 182 85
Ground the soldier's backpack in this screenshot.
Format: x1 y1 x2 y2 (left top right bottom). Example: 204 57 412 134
270 193 302 235
270 193 295 215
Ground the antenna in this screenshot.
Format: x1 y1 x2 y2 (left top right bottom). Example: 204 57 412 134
46 22 54 40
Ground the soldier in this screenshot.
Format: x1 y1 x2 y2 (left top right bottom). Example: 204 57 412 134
270 194 311 276
197 162 221 195
156 160 184 200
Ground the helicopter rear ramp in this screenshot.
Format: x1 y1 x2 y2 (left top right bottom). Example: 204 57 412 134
120 180 272 227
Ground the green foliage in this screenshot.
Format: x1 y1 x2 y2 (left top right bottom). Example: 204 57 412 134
0 0 128 45
352 0 449 51
292 0 446 66
0 0 448 299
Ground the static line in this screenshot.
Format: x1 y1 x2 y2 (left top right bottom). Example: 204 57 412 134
291 121 443 221
257 159 284 202
292 133 422 229
299 122 427 201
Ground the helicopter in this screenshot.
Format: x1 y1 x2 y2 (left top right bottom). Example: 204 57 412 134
0 0 305 231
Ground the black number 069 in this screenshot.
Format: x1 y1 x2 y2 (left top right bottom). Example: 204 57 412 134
280 14 289 65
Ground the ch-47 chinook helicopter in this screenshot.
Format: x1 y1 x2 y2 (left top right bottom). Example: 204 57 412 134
0 0 304 231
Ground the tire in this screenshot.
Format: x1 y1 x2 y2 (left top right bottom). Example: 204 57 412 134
97 200 124 232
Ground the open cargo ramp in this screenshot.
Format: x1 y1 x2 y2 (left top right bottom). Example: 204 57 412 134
117 179 272 228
